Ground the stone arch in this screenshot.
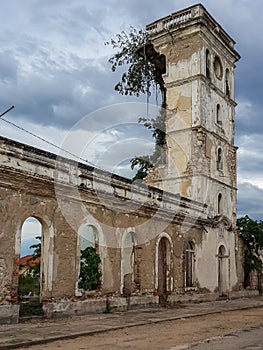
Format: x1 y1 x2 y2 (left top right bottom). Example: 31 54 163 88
17 214 54 301
78 224 99 251
155 233 173 303
217 244 228 296
120 230 137 295
213 55 223 80
76 222 103 294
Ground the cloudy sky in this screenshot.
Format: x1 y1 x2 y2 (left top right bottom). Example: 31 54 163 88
0 0 262 224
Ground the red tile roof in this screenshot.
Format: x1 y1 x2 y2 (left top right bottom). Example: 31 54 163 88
19 255 40 268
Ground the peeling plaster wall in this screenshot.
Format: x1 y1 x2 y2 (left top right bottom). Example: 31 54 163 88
146 4 241 297
0 135 212 321
0 4 247 323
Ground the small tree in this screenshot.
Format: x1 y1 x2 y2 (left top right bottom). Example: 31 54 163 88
18 274 40 297
105 27 155 97
27 236 41 277
237 215 263 291
18 236 41 297
78 247 102 291
106 27 167 180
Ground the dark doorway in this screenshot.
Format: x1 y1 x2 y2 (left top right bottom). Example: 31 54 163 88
158 237 170 304
218 245 226 297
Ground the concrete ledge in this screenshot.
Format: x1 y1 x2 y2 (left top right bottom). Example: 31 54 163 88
229 289 259 299
43 296 133 318
168 292 218 304
43 295 160 318
129 295 159 308
41 290 260 319
0 304 19 324
43 298 110 318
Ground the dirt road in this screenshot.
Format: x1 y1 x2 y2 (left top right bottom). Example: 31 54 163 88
16 307 263 350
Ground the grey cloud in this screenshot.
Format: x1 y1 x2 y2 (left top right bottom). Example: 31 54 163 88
236 102 262 137
0 53 120 128
236 134 263 194
0 51 18 82
93 137 154 174
237 182 263 220
0 0 262 220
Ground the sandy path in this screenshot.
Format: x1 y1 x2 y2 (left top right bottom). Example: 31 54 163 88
17 307 263 350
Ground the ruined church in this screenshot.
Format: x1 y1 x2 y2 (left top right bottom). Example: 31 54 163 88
0 4 250 324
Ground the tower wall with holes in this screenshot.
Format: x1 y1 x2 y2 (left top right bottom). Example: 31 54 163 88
146 4 240 223
146 5 242 293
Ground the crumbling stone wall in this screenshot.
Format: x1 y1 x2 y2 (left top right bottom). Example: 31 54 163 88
0 136 213 322
0 4 249 324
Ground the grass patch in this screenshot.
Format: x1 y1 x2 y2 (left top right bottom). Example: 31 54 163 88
19 300 44 317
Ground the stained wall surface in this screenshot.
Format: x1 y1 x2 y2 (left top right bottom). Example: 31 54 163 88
0 4 246 324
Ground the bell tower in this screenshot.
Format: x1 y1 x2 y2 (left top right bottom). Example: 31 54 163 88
146 4 240 224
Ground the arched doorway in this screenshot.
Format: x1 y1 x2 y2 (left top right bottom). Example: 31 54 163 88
121 232 136 296
77 225 101 292
157 236 171 304
78 225 99 252
185 241 195 288
218 245 227 296
19 217 42 316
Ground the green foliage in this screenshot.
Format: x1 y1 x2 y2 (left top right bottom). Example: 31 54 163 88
103 297 111 313
27 236 41 277
138 115 166 148
130 114 166 180
78 247 102 291
19 300 43 317
106 27 167 180
18 274 40 296
243 250 262 276
237 215 263 275
105 27 156 97
18 236 41 297
130 155 153 181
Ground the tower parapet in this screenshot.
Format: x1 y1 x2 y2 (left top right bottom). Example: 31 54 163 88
146 4 238 52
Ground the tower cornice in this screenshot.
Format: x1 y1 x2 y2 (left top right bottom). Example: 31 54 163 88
146 4 240 62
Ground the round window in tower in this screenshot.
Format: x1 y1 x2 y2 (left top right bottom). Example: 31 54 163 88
213 56 223 80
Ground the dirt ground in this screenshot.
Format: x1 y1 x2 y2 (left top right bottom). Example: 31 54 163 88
17 307 263 350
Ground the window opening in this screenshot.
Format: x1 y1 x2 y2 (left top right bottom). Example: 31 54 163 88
216 104 222 125
218 245 227 296
225 69 230 98
19 217 43 316
205 49 210 78
214 56 223 80
185 241 195 287
218 193 222 214
121 232 135 295
217 148 223 171
78 225 101 291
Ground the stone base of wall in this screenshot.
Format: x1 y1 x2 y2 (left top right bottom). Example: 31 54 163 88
228 289 259 299
168 289 259 304
128 295 159 309
43 297 129 318
41 292 222 319
43 295 160 318
42 289 260 319
0 304 19 324
168 292 218 304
